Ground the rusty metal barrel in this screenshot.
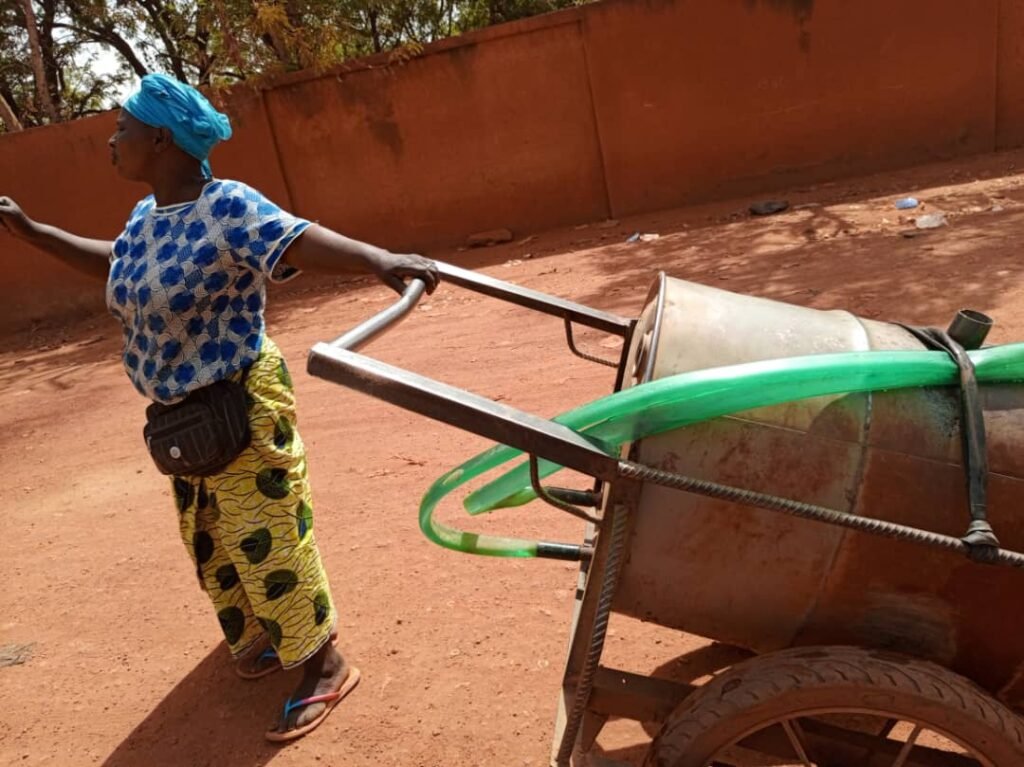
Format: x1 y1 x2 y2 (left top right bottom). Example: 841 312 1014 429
612 275 1024 706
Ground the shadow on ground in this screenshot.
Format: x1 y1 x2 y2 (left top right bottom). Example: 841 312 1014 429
100 644 299 767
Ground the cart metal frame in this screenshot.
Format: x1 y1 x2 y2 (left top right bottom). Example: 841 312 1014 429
307 263 1024 766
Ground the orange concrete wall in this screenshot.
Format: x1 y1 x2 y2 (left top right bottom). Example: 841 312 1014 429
998 0 1024 150
263 13 609 251
585 0 999 215
212 86 294 210
1 0 1022 334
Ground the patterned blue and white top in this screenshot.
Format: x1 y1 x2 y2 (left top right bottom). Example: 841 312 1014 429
106 179 310 404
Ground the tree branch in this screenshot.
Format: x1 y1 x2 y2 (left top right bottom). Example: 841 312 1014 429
0 90 24 131
16 0 59 122
135 0 188 81
53 17 150 78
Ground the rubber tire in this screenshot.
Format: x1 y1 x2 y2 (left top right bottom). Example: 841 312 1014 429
643 646 1024 767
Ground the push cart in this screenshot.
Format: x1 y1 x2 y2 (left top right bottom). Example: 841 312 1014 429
308 263 1024 767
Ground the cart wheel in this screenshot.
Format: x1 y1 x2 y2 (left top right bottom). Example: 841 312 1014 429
643 646 1024 767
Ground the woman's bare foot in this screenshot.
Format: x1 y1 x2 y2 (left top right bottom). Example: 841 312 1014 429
236 635 280 679
266 640 357 740
237 629 339 680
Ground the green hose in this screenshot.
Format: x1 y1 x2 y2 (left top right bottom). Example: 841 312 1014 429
418 344 1024 557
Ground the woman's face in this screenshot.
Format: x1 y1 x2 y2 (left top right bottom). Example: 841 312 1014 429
109 110 156 181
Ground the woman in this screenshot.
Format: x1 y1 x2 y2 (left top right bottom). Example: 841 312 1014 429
0 73 439 742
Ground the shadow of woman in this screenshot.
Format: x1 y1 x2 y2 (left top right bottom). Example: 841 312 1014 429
100 642 300 767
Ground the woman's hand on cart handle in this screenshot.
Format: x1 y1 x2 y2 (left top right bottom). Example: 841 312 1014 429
372 251 440 296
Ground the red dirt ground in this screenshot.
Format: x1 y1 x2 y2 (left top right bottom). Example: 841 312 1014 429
5 149 1024 766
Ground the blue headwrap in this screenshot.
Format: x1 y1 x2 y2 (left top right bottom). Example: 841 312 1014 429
123 73 232 179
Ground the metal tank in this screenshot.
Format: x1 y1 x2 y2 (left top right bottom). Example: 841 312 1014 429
613 275 1024 703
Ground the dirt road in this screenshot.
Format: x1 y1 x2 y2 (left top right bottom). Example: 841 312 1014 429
4 149 1024 766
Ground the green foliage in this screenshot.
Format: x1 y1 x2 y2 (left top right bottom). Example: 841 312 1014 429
0 0 590 132
1 0 131 128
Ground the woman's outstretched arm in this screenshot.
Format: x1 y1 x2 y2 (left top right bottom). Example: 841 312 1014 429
284 225 439 294
0 196 112 280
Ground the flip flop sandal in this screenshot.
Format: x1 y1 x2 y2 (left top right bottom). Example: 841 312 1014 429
237 635 340 680
265 666 361 743
236 646 281 680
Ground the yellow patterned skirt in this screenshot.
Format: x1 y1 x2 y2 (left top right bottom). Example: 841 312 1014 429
172 336 335 668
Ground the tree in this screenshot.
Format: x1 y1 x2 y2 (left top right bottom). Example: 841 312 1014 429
0 0 590 132
16 0 58 121
0 0 130 130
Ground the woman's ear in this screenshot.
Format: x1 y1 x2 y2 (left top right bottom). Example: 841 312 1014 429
153 126 173 153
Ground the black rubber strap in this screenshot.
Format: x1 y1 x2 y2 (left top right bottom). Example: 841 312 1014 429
898 324 1000 560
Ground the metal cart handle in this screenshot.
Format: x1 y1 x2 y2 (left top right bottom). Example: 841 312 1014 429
307 265 1024 570
307 262 631 482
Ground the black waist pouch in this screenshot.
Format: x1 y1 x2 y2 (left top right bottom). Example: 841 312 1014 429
143 372 251 476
